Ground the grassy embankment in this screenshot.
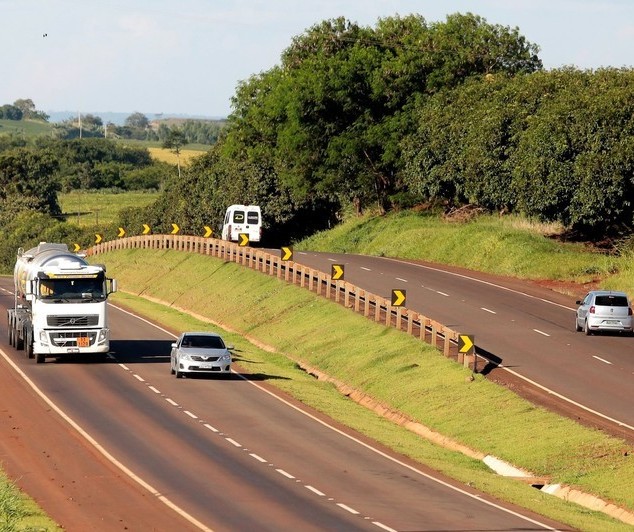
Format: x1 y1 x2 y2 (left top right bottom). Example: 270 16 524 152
4 203 634 531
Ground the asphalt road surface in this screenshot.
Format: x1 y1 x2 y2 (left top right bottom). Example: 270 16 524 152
0 276 567 531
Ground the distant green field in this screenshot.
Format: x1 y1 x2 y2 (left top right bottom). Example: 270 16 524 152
59 190 159 227
0 118 53 136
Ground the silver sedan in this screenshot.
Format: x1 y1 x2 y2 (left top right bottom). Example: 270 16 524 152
575 290 633 335
170 332 233 378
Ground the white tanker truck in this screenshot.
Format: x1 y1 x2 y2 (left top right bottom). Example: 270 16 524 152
7 242 117 363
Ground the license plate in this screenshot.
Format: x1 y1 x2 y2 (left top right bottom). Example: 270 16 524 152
199 363 213 369
604 320 619 325
77 337 90 347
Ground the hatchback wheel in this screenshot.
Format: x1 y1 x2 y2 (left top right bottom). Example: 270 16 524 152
584 320 592 335
575 316 582 332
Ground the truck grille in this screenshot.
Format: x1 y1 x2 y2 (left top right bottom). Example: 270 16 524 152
49 331 97 347
47 315 99 327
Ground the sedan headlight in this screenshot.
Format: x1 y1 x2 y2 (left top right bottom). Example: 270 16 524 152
179 352 193 361
219 353 231 363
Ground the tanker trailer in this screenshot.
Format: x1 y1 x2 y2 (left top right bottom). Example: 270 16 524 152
7 242 117 363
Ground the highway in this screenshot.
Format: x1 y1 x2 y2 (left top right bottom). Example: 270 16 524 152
0 276 567 531
290 250 634 436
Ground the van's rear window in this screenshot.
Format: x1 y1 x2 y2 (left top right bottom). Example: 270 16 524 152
595 296 628 306
232 211 245 223
247 211 260 224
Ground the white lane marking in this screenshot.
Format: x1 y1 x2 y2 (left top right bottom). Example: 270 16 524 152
148 386 161 394
593 356 613 365
0 348 213 532
328 258 336 262
108 303 561 530
395 277 408 283
226 438 241 448
276 469 295 479
306 485 325 496
184 410 198 419
133 374 145 382
436 291 450 297
165 398 179 406
481 307 496 314
361 267 371 271
533 329 550 337
250 453 267 463
204 423 219 433
119 363 130 371
337 503 360 514
372 521 397 532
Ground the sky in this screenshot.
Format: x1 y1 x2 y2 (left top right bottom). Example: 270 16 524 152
2 0 634 119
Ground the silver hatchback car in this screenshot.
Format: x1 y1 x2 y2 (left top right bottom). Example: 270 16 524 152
170 332 233 378
575 290 633 335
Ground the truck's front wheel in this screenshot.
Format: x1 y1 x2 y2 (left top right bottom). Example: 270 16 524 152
25 331 34 359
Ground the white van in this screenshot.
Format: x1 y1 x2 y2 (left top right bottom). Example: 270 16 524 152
221 205 262 244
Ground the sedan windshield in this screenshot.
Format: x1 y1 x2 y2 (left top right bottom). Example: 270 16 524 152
181 335 225 349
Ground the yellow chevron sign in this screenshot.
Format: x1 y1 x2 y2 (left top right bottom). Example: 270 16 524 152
95 233 102 244
204 226 213 238
331 264 344 280
239 233 249 246
73 243 81 252
458 334 475 355
142 224 151 235
171 223 180 235
117 227 125 238
281 246 293 261
391 289 406 307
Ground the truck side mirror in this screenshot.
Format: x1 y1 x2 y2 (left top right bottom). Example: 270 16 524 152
108 278 118 294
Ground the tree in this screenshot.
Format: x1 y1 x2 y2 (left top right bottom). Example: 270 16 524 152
13 98 36 117
124 112 150 130
162 128 187 178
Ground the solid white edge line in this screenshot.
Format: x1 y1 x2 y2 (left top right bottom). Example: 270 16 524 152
0 348 213 532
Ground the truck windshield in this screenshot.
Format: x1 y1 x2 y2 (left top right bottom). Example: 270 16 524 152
40 278 105 300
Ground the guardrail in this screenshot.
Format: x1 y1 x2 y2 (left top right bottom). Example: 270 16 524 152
89 234 477 372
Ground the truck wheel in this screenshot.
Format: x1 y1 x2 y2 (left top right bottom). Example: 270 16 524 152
16 328 24 350
25 332 34 359
36 352 45 364
8 325 13 347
